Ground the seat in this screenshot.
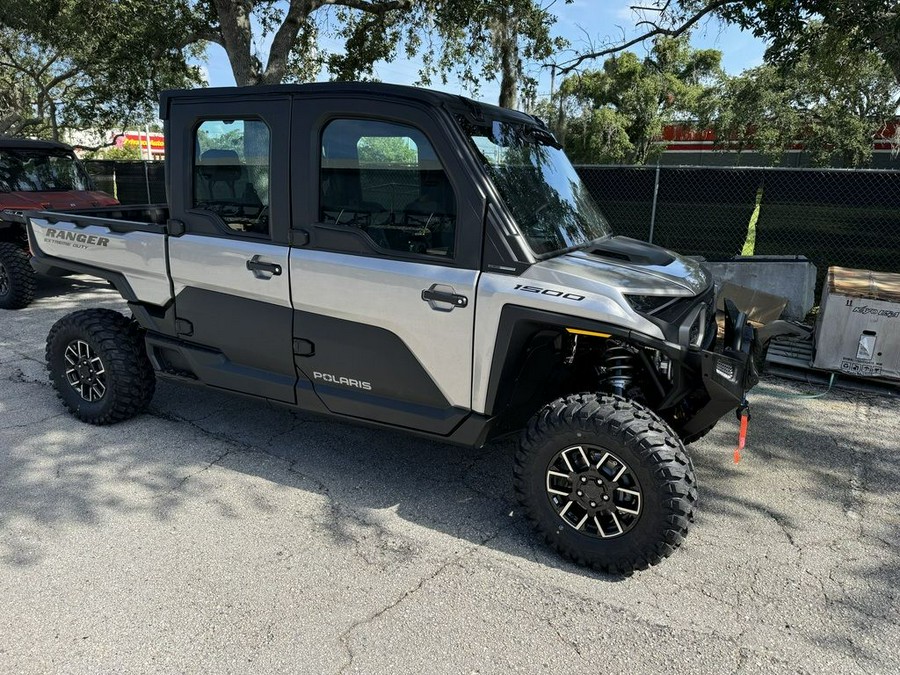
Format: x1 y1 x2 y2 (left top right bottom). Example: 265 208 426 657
196 149 243 201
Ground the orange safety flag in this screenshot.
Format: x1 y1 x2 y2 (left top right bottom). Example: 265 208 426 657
734 411 749 463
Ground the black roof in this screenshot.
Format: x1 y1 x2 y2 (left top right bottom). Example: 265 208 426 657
159 82 537 125
0 137 74 152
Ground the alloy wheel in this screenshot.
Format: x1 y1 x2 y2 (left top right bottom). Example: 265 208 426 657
64 339 107 402
545 445 643 538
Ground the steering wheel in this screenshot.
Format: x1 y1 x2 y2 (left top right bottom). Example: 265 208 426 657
534 201 552 219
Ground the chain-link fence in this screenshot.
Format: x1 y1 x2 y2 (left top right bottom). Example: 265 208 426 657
576 165 900 292
82 160 166 205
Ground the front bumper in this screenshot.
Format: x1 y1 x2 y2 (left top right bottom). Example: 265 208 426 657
681 299 759 436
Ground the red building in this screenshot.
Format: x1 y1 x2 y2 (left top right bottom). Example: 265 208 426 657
657 122 899 168
115 131 166 160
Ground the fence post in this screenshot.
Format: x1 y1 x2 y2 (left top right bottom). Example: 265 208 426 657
143 161 152 204
648 164 661 244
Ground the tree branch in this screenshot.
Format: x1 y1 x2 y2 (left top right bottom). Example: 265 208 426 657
263 0 314 84
71 132 127 153
554 0 740 74
321 0 413 15
180 29 226 49
0 113 45 137
45 66 79 91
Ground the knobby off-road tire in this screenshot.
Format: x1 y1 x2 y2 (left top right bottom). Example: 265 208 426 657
0 242 36 309
515 393 698 575
46 309 155 424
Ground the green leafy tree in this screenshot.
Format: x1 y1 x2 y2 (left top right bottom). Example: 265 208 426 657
717 0 900 84
555 36 721 164
713 25 900 166
476 2 570 108
540 102 633 164
557 1 900 85
3 0 566 126
183 0 564 109
0 2 203 142
89 141 146 160
358 136 418 164
197 127 247 157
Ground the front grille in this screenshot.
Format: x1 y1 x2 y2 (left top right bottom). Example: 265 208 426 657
716 361 736 379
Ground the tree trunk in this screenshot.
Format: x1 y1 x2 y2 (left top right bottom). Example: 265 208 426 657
211 0 264 86
261 0 315 84
872 35 900 85
49 98 59 142
495 12 520 109
555 94 567 144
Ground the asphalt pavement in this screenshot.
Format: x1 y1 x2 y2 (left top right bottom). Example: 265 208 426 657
1 275 898 674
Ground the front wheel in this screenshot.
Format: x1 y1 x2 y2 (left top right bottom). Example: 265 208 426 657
46 309 156 424
0 241 36 309
515 393 697 575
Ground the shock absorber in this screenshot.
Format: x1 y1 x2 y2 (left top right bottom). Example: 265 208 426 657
600 342 635 396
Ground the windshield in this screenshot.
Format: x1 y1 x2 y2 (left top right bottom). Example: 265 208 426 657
463 117 611 256
0 149 93 192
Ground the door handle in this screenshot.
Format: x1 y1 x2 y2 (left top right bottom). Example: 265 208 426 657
246 255 282 276
422 288 467 308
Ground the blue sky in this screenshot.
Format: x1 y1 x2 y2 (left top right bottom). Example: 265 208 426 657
203 1 767 106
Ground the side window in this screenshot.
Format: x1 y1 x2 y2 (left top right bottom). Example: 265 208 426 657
320 119 456 259
193 119 270 236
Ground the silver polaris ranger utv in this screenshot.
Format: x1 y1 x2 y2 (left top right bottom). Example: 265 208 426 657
25 83 779 574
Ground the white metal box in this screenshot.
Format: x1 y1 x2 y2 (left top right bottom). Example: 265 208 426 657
813 266 900 382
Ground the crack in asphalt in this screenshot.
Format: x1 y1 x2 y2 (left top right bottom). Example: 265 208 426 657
764 509 801 552
334 525 515 675
146 405 499 569
0 411 66 431
157 448 233 498
145 407 288 499
548 618 583 658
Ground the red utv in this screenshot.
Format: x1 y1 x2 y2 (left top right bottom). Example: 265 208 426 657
0 138 118 309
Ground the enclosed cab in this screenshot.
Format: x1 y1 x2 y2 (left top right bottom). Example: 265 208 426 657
24 84 785 573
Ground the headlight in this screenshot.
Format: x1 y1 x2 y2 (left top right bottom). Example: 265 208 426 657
624 294 675 314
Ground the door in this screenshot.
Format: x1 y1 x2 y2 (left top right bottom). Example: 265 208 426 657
166 98 296 402
289 102 485 434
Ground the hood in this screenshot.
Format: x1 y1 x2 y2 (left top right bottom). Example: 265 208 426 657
0 190 118 211
534 236 711 296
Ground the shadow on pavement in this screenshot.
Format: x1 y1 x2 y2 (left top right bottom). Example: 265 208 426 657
1 353 897 665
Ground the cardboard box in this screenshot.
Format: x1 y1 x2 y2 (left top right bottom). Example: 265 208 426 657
716 281 788 325
813 266 900 381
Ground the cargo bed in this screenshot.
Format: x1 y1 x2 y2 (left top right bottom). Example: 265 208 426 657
26 204 174 306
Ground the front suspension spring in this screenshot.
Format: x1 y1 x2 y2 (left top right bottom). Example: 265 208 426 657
601 344 635 396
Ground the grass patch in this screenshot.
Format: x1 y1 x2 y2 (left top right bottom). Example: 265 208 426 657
740 186 764 256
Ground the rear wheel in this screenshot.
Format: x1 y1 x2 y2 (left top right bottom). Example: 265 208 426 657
46 309 155 424
0 241 36 309
515 393 697 575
